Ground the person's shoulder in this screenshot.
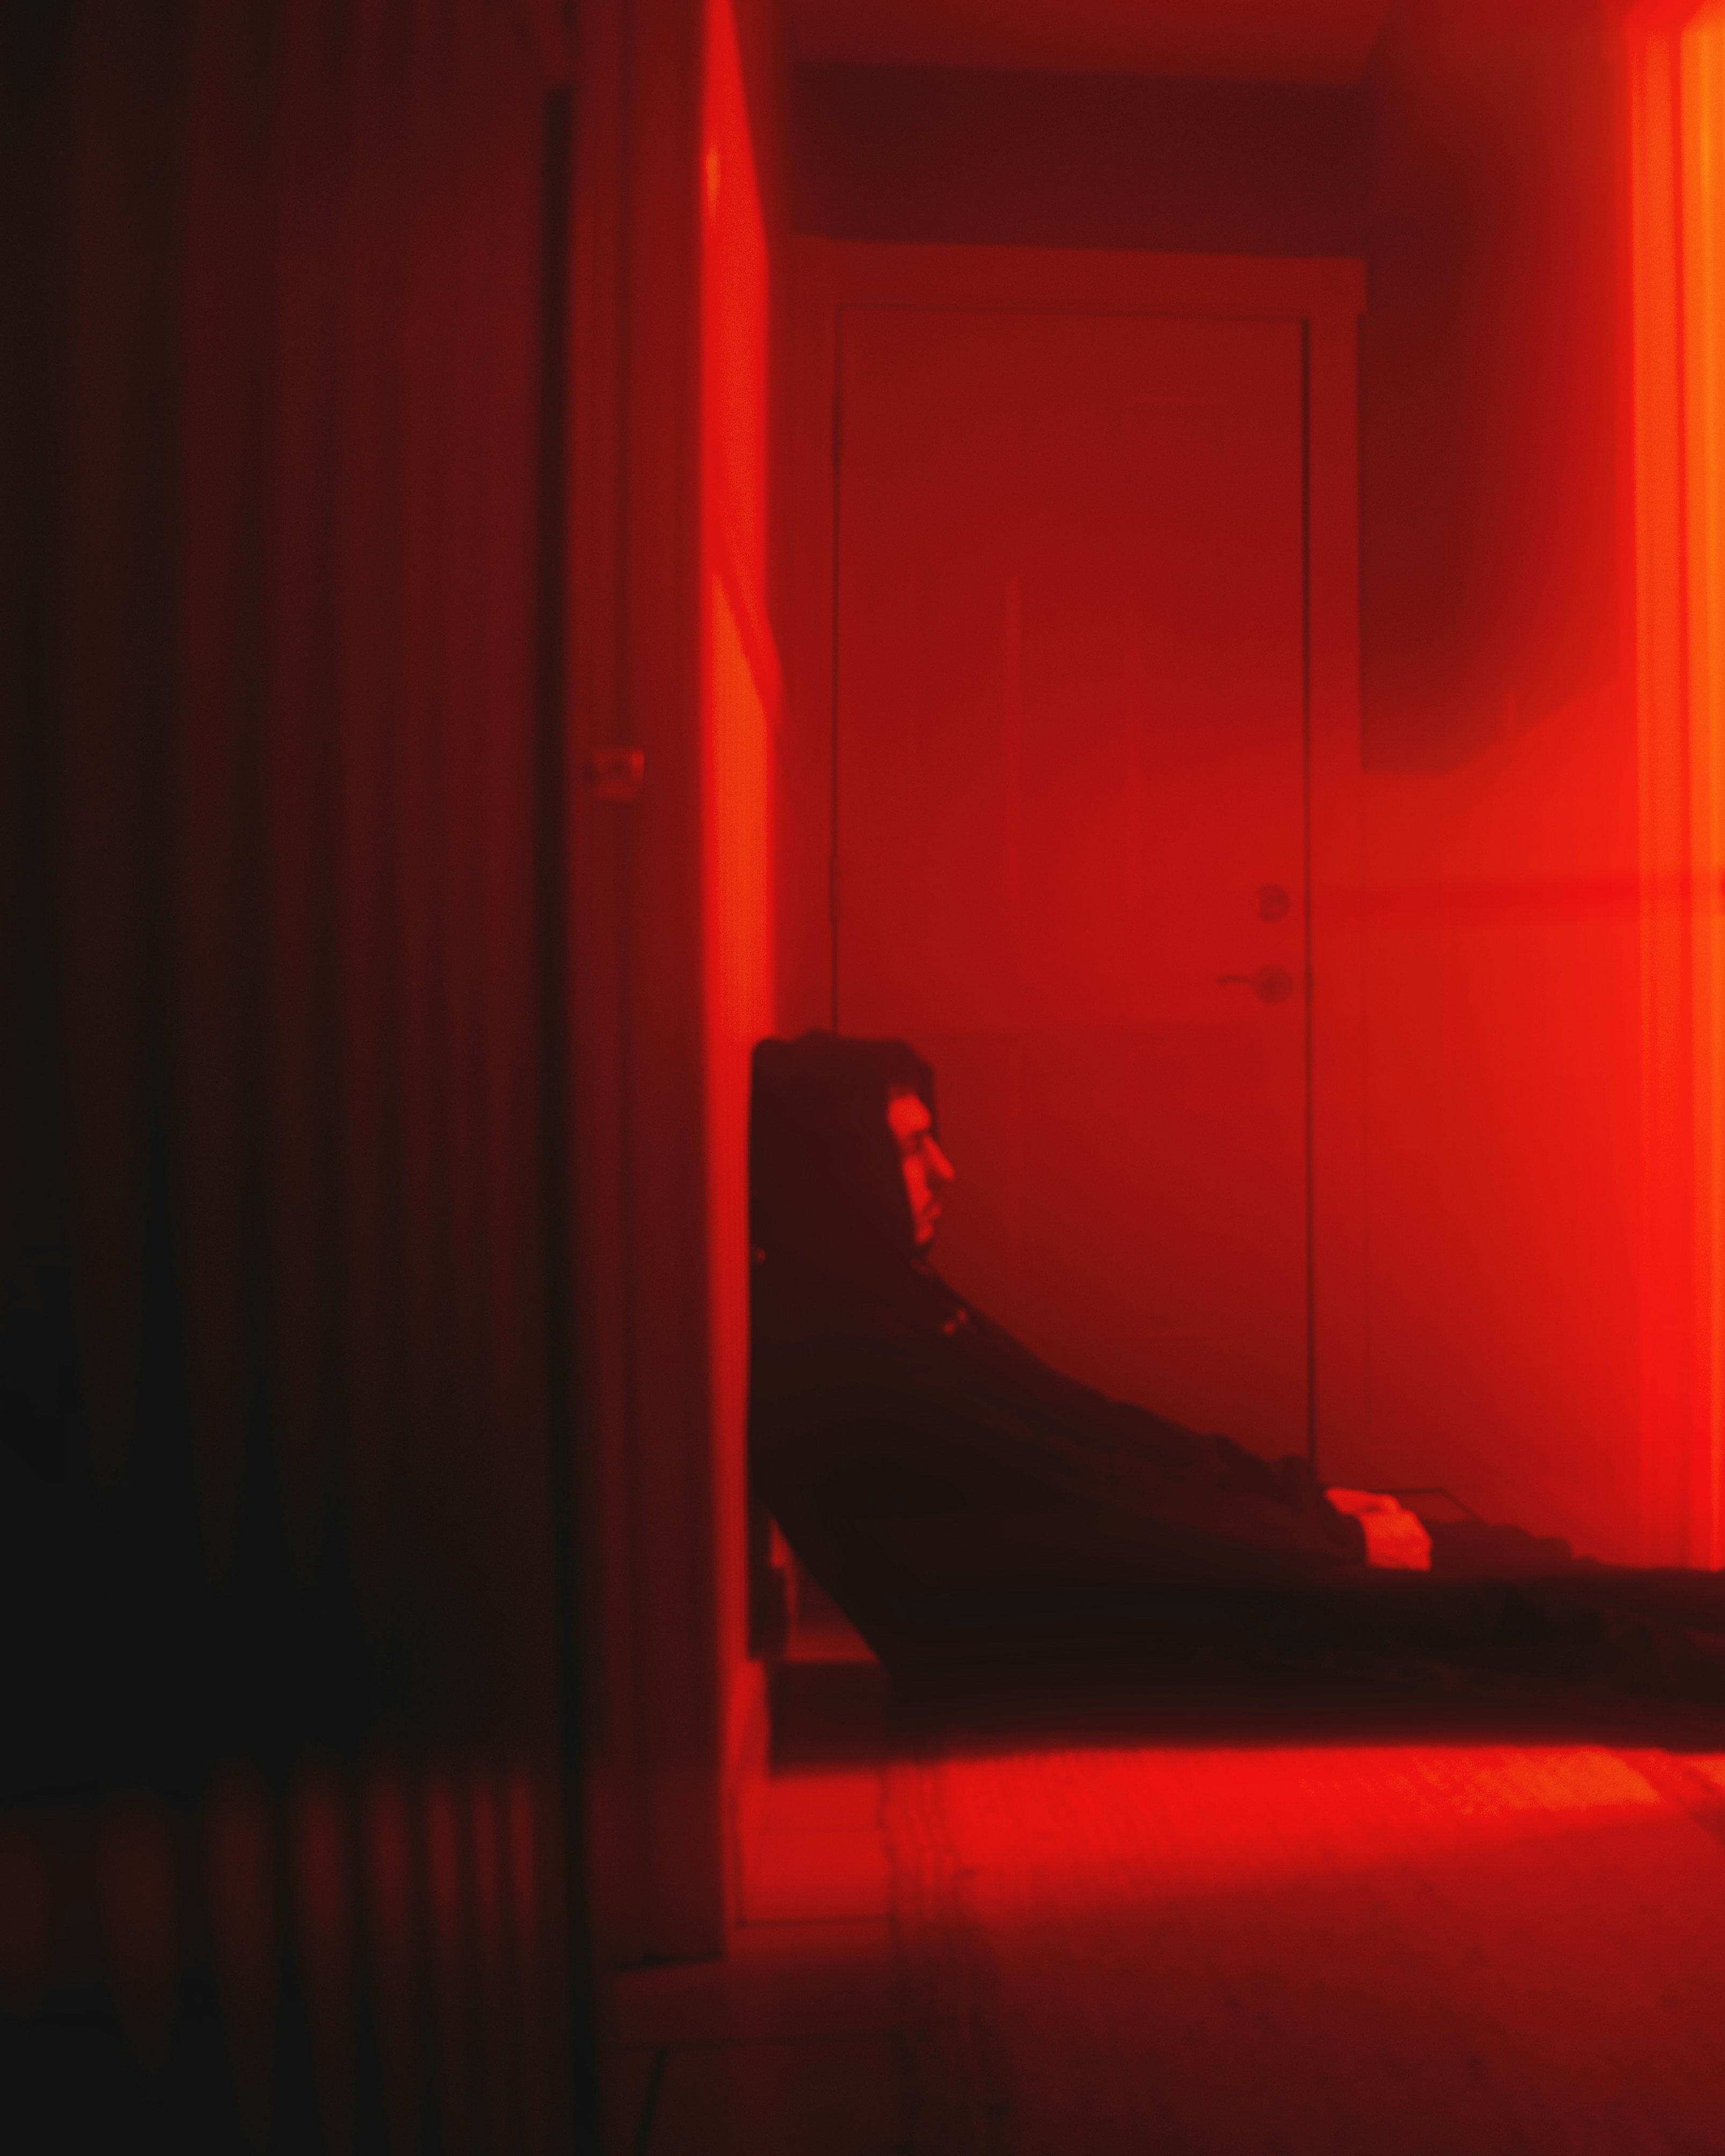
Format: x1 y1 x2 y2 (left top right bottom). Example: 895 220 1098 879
751 1263 932 1361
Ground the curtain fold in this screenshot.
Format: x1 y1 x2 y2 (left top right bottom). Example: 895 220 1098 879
0 3 592 2146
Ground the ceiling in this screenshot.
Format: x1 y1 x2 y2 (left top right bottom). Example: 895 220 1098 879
789 0 1396 85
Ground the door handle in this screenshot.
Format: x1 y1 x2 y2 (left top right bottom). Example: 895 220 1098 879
1217 964 1296 1005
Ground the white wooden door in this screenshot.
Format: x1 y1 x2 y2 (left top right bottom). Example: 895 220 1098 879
836 307 1311 1456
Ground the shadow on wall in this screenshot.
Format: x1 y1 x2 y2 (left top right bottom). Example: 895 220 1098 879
1349 2 1635 1557
1360 0 1621 775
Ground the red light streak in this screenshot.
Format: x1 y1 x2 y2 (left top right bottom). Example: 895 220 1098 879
1631 0 1725 1563
703 0 777 1815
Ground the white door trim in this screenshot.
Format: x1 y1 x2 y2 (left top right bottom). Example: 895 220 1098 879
787 241 1368 1472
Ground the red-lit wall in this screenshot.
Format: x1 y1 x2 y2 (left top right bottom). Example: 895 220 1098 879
1352 696 1641 1552
1624 0 1725 1565
792 64 1370 258
778 65 1377 1040
1348 0 1641 1555
1360 0 1621 772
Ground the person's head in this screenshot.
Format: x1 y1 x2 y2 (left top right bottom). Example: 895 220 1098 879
749 1031 943 1282
887 1086 955 1249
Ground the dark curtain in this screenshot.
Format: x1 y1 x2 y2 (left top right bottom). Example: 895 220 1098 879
0 1 596 2147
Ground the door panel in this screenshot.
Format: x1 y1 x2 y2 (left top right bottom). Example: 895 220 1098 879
837 308 1309 1455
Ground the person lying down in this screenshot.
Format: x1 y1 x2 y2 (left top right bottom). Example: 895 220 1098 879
748 1029 1725 1695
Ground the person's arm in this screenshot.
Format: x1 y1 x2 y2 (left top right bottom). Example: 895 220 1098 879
931 1305 1379 1572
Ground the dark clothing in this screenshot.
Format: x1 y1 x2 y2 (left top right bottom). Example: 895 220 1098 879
750 1031 1373 1675
748 1031 1725 1697
752 1251 1369 1669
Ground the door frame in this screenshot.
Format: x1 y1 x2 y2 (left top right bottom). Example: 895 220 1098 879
786 242 1369 1471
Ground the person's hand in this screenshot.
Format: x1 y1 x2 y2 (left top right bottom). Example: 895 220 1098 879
1325 1487 1433 1572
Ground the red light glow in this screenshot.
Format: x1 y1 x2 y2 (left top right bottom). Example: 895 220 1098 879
934 1744 1679 1906
702 0 778 1799
1631 0 1725 1564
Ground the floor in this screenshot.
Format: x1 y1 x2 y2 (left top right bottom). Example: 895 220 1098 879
605 1611 1725 2156
607 1609 904 2156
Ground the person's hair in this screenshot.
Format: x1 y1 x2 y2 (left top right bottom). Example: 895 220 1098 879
749 1031 936 1282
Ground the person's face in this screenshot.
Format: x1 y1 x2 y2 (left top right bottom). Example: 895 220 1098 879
887 1089 955 1249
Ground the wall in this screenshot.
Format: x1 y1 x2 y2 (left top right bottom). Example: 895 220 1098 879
0 1 596 2143
702 0 784 1913
733 0 800 655
792 64 1369 256
1352 690 1641 1554
570 0 724 1973
569 0 791 1975
1621 0 1725 1566
1347 0 1642 1555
